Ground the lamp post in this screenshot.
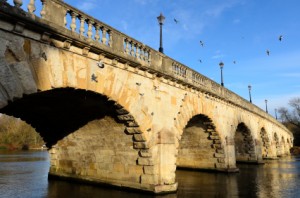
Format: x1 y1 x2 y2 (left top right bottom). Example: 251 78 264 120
265 99 268 113
275 108 278 120
219 61 224 87
248 85 252 103
157 13 165 53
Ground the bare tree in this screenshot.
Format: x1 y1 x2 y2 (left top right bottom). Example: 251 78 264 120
0 114 45 149
278 97 300 127
278 97 300 146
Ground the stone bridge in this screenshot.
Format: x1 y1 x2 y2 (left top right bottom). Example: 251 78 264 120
0 0 293 194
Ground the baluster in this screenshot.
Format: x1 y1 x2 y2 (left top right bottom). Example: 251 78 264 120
145 50 150 62
79 16 85 36
27 0 36 17
94 24 100 42
140 48 144 60
147 50 151 62
40 0 46 18
13 0 22 8
101 27 107 45
181 67 184 77
130 42 135 56
108 31 113 47
136 44 141 59
145 50 149 61
144 51 148 61
124 39 129 54
70 12 77 32
64 10 69 28
87 20 93 41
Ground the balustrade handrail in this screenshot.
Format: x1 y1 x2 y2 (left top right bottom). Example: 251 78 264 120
0 0 291 135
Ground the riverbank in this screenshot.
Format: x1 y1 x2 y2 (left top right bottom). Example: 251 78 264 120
290 146 300 155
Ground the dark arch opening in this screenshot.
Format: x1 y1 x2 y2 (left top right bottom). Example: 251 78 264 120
0 87 125 147
177 114 226 171
260 128 270 159
234 123 256 163
274 133 281 157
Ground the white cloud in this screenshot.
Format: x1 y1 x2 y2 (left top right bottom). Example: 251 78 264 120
279 73 300 78
121 20 128 31
254 92 300 117
233 19 241 24
134 0 157 5
76 1 97 12
211 50 226 59
204 0 242 18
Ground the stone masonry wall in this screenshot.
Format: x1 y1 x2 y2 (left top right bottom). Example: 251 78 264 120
49 117 143 188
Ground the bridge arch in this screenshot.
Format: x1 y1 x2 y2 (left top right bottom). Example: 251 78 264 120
234 123 256 163
260 127 271 159
0 87 159 191
281 136 289 156
176 114 226 171
0 87 148 147
273 133 281 157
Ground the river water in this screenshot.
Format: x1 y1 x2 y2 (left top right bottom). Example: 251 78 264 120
0 150 300 198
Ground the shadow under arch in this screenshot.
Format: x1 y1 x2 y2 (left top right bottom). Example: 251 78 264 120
177 114 226 171
260 127 271 159
234 123 257 163
0 87 144 147
281 136 288 156
0 87 154 191
274 133 281 157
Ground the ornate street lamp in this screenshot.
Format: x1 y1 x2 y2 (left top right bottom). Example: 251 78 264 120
265 99 268 113
275 108 278 120
219 61 224 87
157 13 165 53
248 85 252 103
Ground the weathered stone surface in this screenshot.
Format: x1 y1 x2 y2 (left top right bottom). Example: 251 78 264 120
133 134 146 142
139 149 152 158
125 127 142 134
138 157 156 166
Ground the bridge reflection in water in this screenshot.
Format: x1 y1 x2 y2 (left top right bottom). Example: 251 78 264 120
1 151 300 198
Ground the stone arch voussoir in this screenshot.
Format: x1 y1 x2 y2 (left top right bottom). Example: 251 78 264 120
176 113 226 171
260 127 270 158
274 132 281 157
234 122 256 162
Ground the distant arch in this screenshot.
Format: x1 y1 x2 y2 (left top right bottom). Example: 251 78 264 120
0 87 146 148
274 133 281 157
234 123 256 162
260 127 270 159
177 114 226 171
0 87 153 188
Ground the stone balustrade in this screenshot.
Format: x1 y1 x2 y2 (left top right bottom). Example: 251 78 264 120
123 38 151 63
1 0 291 135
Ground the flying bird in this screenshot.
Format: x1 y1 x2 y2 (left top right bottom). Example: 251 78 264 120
199 59 202 63
199 40 204 47
174 18 179 24
91 74 98 82
266 50 270 56
279 35 283 42
233 60 236 64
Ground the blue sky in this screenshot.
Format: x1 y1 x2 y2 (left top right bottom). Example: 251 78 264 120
8 0 300 118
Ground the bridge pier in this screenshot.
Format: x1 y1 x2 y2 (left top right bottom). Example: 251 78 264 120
48 119 178 194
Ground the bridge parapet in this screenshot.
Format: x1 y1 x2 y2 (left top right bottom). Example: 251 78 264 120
0 0 291 135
